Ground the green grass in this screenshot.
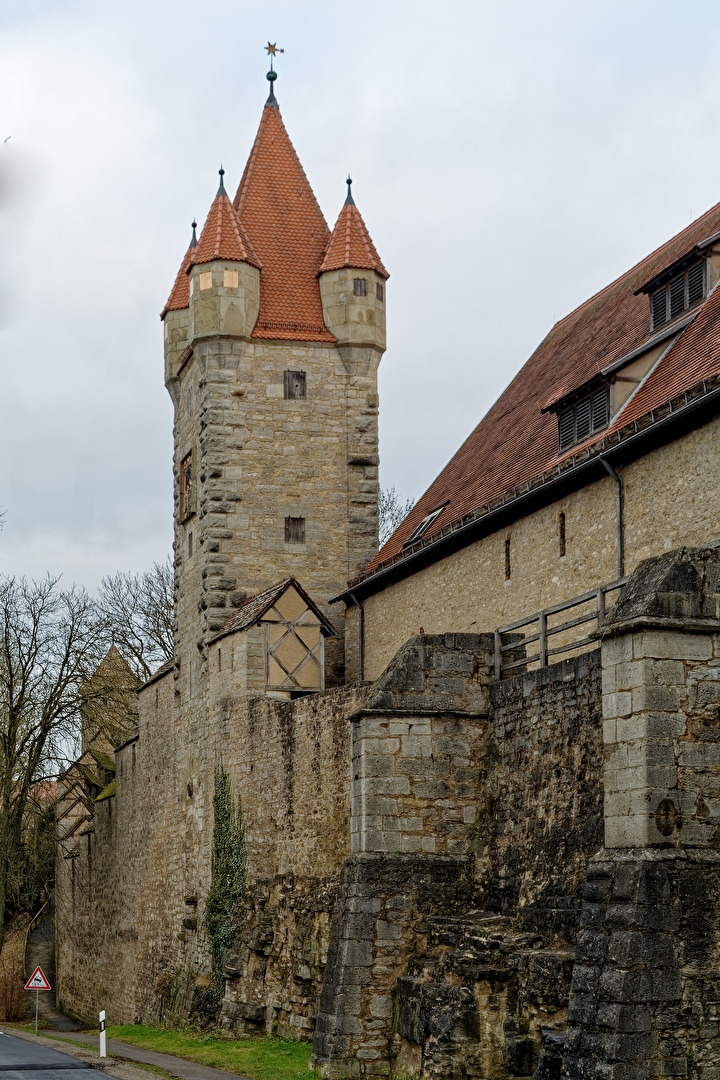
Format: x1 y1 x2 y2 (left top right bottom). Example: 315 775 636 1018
106 1024 315 1080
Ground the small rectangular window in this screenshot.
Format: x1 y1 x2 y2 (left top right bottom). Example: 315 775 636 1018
284 370 307 399
188 532 193 557
198 271 213 291
353 278 368 296
504 536 512 580
376 282 384 302
559 513 566 558
285 517 305 544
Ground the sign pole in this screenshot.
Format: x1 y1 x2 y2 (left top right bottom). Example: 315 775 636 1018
99 1010 106 1058
35 990 38 1034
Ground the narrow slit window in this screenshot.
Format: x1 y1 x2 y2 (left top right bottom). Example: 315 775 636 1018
376 282 384 302
188 532 193 558
284 370 307 399
180 450 196 521
353 278 368 297
285 517 306 544
504 536 512 580
559 513 566 558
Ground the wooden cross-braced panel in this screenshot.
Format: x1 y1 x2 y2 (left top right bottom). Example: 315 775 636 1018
263 594 325 692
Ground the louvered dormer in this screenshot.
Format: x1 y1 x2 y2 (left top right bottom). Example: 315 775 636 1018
556 383 610 453
649 259 705 330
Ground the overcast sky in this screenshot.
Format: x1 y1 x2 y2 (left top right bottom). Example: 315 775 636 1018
1 0 719 590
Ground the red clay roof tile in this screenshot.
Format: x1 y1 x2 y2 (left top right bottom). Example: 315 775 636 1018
362 199 720 577
193 184 261 268
233 103 335 341
320 196 388 277
162 243 194 317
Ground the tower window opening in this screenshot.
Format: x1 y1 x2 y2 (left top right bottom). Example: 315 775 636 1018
353 278 368 297
188 532 193 558
559 513 566 557
223 269 239 288
376 282 384 302
284 370 307 399
505 535 512 580
198 271 213 291
285 517 306 544
180 450 196 521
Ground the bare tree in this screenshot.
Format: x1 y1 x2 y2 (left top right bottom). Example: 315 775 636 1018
97 558 174 681
379 486 415 548
0 576 110 955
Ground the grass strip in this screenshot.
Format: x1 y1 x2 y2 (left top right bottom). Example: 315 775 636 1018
106 1025 315 1080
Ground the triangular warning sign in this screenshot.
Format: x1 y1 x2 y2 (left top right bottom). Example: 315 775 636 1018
24 966 51 990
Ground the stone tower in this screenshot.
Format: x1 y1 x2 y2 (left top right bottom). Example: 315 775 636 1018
161 70 388 690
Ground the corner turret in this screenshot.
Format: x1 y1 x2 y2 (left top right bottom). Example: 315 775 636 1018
187 168 261 343
319 177 388 354
162 221 196 385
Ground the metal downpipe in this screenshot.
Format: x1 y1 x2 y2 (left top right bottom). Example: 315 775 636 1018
600 458 625 579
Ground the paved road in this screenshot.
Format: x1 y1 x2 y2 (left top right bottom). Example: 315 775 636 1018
0 1030 97 1078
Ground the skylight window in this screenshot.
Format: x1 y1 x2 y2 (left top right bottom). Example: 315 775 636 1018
650 260 705 330
403 506 446 547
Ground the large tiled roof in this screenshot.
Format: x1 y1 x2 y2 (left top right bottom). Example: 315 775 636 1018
320 192 388 278
233 101 335 341
193 182 261 268
360 199 720 580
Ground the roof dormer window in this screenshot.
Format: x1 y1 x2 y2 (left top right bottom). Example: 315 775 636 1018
650 260 705 330
558 384 609 452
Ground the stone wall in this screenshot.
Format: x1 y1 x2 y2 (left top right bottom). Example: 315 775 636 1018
360 415 720 681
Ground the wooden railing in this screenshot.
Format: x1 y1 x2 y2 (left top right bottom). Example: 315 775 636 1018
494 578 628 680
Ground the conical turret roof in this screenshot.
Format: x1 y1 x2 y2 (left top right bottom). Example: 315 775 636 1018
320 181 388 278
194 171 261 268
234 98 334 341
162 243 194 317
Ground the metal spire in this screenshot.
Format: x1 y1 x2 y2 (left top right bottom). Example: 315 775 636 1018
190 219 198 247
345 175 355 206
264 42 283 107
217 166 226 197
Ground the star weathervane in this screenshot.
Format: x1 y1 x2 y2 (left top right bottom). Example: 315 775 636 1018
265 42 284 71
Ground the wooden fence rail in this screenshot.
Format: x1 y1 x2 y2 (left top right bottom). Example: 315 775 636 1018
494 577 628 680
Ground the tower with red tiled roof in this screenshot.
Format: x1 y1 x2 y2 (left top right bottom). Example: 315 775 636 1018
161 69 387 685
319 177 389 353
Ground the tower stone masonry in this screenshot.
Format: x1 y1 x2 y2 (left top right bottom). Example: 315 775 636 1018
162 74 389 693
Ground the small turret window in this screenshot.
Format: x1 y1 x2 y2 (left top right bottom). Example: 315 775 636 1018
199 271 213 291
650 260 705 329
353 278 368 297
223 269 239 288
376 282 384 302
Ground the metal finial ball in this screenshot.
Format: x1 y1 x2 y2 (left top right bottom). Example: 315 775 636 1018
219 166 225 177
191 219 197 229
267 69 277 81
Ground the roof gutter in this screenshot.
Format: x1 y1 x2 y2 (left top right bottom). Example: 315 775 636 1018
334 380 720 605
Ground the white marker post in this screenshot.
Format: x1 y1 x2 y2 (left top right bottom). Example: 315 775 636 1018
99 1010 106 1058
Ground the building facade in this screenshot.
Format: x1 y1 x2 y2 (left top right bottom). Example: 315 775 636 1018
57 68 720 1080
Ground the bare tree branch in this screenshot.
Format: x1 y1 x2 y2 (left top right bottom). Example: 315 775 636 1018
378 486 415 548
97 557 174 681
